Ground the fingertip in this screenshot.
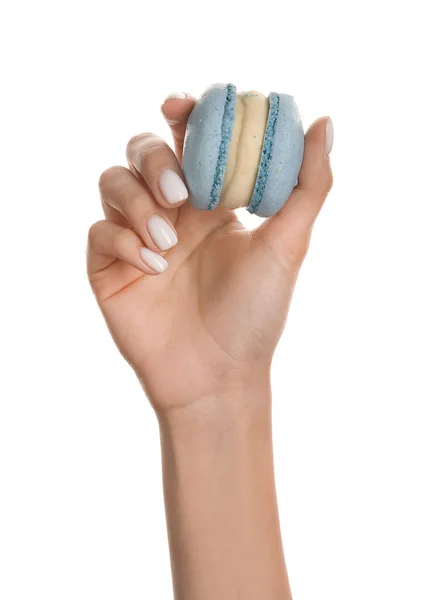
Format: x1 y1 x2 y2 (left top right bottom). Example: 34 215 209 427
161 94 197 161
296 116 333 193
161 94 196 124
305 115 329 141
304 116 334 157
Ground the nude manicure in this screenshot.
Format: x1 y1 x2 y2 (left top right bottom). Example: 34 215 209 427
159 169 189 204
326 118 334 156
139 248 168 273
147 215 178 251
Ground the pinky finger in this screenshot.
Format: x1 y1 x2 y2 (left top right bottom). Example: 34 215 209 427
87 220 168 277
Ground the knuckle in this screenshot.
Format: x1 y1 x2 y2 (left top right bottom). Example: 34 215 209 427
127 132 153 146
87 220 103 243
98 165 128 191
126 132 167 162
324 168 334 195
87 220 107 253
127 132 155 151
320 164 334 195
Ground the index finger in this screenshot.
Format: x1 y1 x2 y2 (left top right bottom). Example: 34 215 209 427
161 93 196 162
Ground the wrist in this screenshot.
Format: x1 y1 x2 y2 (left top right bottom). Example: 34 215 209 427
156 371 272 452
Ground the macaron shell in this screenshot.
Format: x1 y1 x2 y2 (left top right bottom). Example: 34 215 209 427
182 84 231 210
250 94 304 218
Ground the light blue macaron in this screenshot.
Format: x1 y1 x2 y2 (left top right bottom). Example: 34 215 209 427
182 83 304 218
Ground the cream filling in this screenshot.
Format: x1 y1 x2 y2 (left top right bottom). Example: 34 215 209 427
218 91 269 209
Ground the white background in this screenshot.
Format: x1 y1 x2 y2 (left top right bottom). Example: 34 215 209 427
1 1 427 598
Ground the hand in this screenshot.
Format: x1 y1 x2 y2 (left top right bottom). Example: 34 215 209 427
87 94 333 414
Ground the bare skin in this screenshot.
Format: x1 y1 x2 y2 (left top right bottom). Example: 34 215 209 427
87 93 333 600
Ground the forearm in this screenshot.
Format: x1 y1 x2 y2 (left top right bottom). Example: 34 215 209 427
157 377 292 600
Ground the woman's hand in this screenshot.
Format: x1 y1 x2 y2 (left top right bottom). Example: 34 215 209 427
87 94 333 600
87 94 333 415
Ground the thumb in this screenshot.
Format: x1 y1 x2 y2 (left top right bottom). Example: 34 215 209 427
256 117 334 266
161 93 196 163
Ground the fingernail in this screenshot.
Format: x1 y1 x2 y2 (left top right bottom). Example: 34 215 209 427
139 248 168 273
164 92 187 102
147 215 178 251
326 118 334 156
159 169 188 204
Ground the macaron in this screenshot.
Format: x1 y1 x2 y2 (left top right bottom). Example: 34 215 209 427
182 83 304 218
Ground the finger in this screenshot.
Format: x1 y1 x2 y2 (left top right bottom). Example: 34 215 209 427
257 117 334 265
126 133 189 209
160 93 196 162
98 166 178 254
87 219 168 277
